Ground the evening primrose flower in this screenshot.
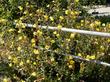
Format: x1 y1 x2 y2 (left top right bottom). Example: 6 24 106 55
19 61 24 66
86 55 90 60
90 23 95 28
102 23 106 27
65 10 69 15
33 24 37 28
80 62 85 73
31 72 37 76
89 55 96 60
18 6 23 11
18 29 22 33
59 16 64 20
45 45 50 49
51 57 55 62
68 55 73 59
9 63 12 67
70 33 76 38
100 46 105 51
31 38 36 43
33 62 37 65
17 47 21 51
44 15 49 21
57 24 62 29
56 34 60 38
53 31 57 35
68 65 73 69
3 78 8 82
23 10 28 14
8 29 14 32
13 57 18 64
66 38 71 42
75 0 79 3
33 32 37 36
32 43 36 47
8 55 12 60
33 49 39 54
69 60 75 65
49 16 54 21
95 21 101 26
18 36 23 40
51 40 55 43
78 53 82 57
26 59 31 63
37 30 42 36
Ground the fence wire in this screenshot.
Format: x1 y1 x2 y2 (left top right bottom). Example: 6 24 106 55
35 46 110 67
15 23 110 37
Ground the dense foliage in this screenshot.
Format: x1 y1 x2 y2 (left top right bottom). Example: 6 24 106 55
0 0 110 82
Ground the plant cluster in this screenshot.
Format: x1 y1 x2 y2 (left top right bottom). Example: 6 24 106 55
0 0 110 82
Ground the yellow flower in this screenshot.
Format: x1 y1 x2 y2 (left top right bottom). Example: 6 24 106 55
102 23 106 27
78 53 82 57
68 65 73 69
80 62 85 73
18 29 22 33
0 18 7 23
33 32 37 36
95 21 101 26
75 0 79 3
31 38 36 43
53 31 57 35
33 49 39 54
71 11 75 15
107 39 110 42
8 29 14 32
9 63 12 67
1 40 4 44
81 20 84 23
26 60 30 63
51 57 55 62
8 56 12 60
69 60 75 65
18 6 23 11
37 30 42 36
31 72 37 76
21 80 25 82
100 46 105 51
89 55 96 60
70 33 76 38
65 10 69 15
57 24 62 29
32 43 36 47
13 57 18 64
33 62 37 65
18 36 23 40
90 23 95 28
44 15 49 21
68 55 73 59
47 4 50 7
19 61 24 66
86 55 90 60
23 10 28 14
66 39 71 42
33 24 37 28
45 45 50 50
56 34 60 38
17 47 21 51
51 40 55 43
3 78 8 82
59 16 64 20
49 16 54 21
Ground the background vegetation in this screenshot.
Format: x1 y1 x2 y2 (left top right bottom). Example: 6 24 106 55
0 0 110 82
